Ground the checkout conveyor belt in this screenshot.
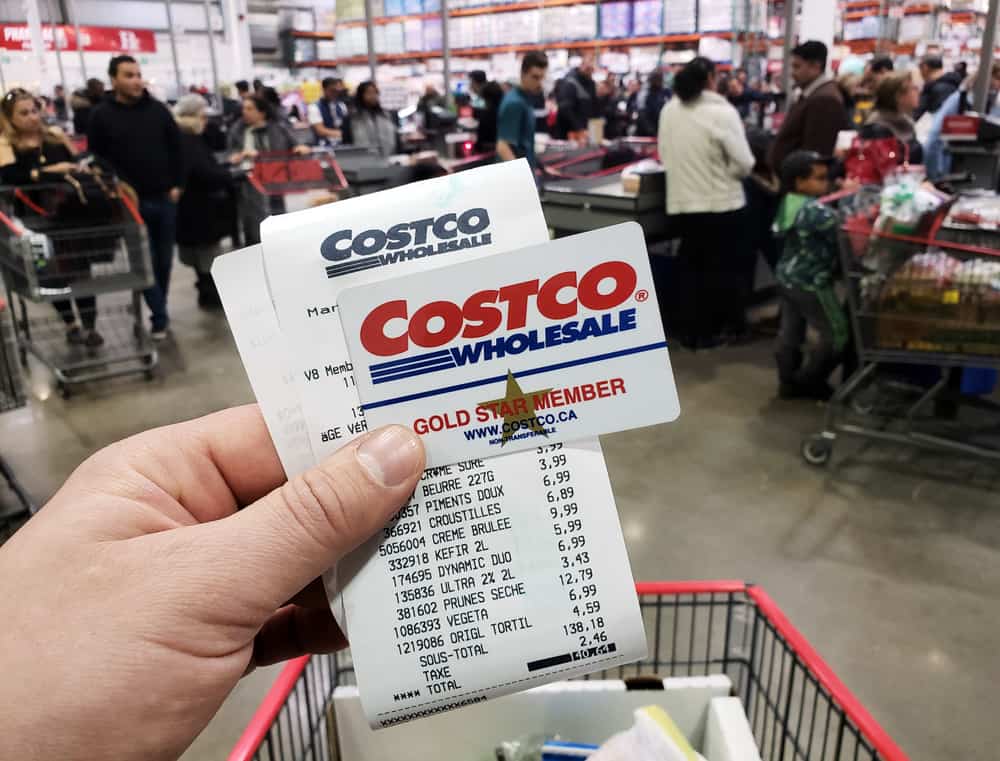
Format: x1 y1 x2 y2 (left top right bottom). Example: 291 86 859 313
540 171 669 241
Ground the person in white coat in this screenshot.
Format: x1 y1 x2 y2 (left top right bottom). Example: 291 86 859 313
658 57 755 350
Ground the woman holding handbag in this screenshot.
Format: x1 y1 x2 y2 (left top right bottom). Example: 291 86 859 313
0 88 103 347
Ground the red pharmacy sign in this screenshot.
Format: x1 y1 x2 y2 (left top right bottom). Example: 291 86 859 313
0 24 157 53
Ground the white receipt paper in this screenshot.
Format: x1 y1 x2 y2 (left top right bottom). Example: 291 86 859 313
338 222 680 466
216 160 647 729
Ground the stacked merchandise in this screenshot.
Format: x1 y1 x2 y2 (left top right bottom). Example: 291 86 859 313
542 5 595 41
373 24 388 54
423 17 443 51
663 0 696 34
898 12 934 42
492 9 540 45
698 0 734 32
384 0 403 15
404 18 424 50
448 16 493 49
424 0 441 13
336 25 369 57
384 21 406 53
600 2 633 38
336 0 365 21
404 0 423 14
632 0 664 36
849 15 881 40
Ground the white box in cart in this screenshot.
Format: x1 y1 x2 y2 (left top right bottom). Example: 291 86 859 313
332 676 733 761
704 697 762 761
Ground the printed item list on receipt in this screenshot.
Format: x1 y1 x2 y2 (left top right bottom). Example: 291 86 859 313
217 160 651 729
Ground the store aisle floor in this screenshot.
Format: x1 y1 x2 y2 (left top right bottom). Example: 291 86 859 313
1 264 997 761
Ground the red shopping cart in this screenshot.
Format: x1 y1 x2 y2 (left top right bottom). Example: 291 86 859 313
228 581 907 761
245 149 349 198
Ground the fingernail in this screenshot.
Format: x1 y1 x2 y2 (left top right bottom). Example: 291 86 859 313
356 426 423 487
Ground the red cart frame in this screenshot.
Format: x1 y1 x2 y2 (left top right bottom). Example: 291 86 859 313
228 581 907 761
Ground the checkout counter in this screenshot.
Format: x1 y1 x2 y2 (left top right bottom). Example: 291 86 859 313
541 169 668 240
942 114 1000 190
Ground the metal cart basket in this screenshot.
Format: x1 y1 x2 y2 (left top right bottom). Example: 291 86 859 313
0 182 157 397
227 581 907 761
802 188 1000 465
0 282 32 518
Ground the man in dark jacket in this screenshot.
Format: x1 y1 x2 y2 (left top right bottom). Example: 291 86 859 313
88 55 183 339
769 41 849 172
635 70 670 137
915 55 962 120
555 52 597 141
468 70 503 152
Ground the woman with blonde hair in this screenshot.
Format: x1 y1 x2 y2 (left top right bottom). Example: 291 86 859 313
861 72 924 164
0 88 103 347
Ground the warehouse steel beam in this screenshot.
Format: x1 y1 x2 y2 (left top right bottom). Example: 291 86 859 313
363 0 377 80
163 0 184 96
973 0 998 113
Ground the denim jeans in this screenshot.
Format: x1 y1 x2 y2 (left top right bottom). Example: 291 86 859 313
140 197 177 332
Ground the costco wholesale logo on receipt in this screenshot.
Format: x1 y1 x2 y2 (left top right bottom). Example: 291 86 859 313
338 222 681 466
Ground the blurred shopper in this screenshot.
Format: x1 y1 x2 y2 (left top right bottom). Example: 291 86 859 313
0 88 102 347
596 78 626 139
228 95 307 158
236 80 251 98
70 77 104 135
737 128 782 335
346 82 398 159
88 55 182 341
915 54 962 120
862 72 924 164
308 77 349 145
260 86 287 122
769 41 849 171
219 83 242 127
773 151 847 400
634 70 670 137
468 70 504 151
658 57 755 350
228 94 308 244
174 95 233 310
851 58 892 127
252 79 264 95
555 52 597 141
497 51 549 171
51 84 68 122
924 63 1000 179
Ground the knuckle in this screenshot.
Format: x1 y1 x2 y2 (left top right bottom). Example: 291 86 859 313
280 466 362 548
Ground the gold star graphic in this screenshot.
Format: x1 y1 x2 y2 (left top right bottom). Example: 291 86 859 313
478 371 553 445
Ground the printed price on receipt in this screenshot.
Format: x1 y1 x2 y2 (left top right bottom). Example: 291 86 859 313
338 222 680 466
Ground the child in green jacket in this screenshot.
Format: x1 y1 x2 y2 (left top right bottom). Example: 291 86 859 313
773 151 850 400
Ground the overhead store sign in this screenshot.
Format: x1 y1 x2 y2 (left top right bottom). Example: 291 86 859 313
0 25 157 53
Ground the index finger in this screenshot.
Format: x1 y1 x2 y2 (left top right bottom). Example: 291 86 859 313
98 404 290 524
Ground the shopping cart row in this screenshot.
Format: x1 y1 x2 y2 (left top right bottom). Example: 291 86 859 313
802 184 1000 465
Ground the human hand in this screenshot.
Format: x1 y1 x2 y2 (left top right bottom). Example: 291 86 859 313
292 144 311 156
43 161 78 174
168 186 182 203
0 406 424 761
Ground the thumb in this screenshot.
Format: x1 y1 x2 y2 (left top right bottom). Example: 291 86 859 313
202 425 424 611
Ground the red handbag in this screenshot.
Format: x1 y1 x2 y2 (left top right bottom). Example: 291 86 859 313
844 135 909 184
